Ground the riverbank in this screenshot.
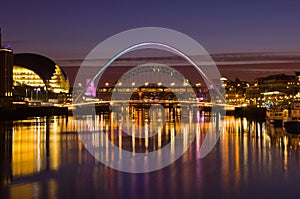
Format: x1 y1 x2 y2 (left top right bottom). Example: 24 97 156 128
0 106 68 120
0 105 266 121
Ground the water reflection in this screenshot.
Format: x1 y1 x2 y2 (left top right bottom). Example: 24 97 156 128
75 107 222 173
1 109 300 198
0 117 83 184
0 121 13 185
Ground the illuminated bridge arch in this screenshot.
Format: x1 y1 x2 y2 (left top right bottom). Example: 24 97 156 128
76 42 224 103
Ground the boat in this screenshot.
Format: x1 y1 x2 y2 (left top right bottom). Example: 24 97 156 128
266 108 285 127
283 101 300 135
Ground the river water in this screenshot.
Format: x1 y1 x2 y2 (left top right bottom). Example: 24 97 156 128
1 108 300 199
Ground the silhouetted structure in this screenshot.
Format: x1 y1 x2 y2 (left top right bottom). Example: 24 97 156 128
0 28 13 107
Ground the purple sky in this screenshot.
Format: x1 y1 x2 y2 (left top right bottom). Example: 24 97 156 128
1 0 300 60
1 1 300 84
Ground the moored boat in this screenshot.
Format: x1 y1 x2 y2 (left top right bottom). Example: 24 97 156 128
283 101 300 135
266 108 285 127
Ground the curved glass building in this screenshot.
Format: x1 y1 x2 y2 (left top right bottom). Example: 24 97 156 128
12 53 70 103
13 53 70 93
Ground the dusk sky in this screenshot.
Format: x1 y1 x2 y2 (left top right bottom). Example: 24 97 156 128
1 0 300 61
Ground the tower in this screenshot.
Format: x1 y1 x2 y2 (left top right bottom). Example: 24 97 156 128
0 28 13 107
0 27 2 47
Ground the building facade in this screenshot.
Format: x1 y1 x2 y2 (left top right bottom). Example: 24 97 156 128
246 73 300 107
